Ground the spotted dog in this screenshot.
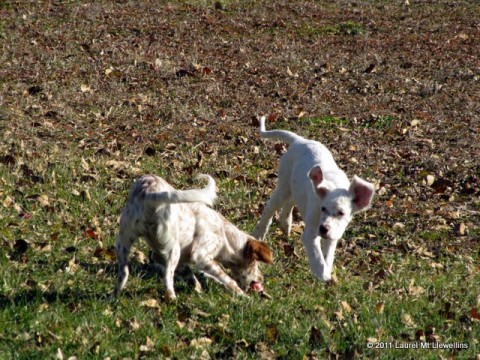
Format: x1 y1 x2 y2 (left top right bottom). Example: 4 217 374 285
113 174 272 300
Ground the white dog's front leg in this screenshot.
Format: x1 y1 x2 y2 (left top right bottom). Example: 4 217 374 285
321 238 339 279
301 224 330 282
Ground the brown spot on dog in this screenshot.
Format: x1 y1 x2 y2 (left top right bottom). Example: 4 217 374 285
244 238 273 264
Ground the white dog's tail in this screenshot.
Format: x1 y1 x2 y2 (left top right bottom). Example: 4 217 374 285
259 116 303 144
146 174 217 207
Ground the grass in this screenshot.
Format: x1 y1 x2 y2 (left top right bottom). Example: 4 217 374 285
1 150 478 359
298 21 365 37
1 0 479 359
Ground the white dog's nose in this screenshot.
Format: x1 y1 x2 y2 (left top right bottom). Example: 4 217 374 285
319 224 330 236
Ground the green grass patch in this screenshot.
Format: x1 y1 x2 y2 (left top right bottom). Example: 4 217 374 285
1 0 479 358
298 20 365 37
363 115 396 129
306 116 350 126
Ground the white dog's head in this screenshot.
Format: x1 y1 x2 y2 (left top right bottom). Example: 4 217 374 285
308 166 375 241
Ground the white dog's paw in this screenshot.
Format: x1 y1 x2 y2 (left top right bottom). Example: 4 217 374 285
321 274 332 282
321 272 338 285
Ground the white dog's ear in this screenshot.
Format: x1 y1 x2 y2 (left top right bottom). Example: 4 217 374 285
309 166 329 198
349 176 375 213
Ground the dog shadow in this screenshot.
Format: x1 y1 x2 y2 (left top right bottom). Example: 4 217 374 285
0 256 215 309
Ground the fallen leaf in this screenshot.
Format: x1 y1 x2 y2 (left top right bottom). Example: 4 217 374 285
454 222 466 236
341 300 352 313
254 342 275 360
282 243 299 258
375 302 385 314
84 229 97 239
65 257 78 273
334 308 344 320
401 313 416 327
415 329 426 341
139 336 155 352
38 194 50 207
133 250 146 264
93 247 116 261
56 348 64 360
309 326 323 346
469 308 480 321
265 323 279 343
140 299 161 309
80 84 92 93
408 279 425 296
128 317 141 331
13 239 30 255
3 196 14 208
364 63 376 73
426 174 435 186
190 337 212 348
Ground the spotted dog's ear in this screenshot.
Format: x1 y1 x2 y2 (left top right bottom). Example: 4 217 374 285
244 238 273 264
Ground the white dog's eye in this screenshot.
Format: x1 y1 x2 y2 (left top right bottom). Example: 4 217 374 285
321 207 326 212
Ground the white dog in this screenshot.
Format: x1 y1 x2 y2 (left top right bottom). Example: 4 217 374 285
252 116 375 281
113 174 272 300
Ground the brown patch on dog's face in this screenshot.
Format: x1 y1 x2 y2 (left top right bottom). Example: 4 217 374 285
231 238 273 291
244 238 273 264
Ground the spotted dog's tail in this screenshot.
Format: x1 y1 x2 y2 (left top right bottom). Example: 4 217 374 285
259 116 304 145
146 174 217 207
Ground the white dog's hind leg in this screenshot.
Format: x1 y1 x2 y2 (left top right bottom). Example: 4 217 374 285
252 186 289 240
278 199 294 236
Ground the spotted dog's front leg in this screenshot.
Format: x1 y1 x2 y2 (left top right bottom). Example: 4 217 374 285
191 255 245 296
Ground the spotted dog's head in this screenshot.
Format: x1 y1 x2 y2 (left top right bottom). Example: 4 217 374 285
230 238 272 293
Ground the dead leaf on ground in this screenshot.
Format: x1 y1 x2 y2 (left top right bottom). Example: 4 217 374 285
401 313 416 327
309 326 323 346
408 279 425 296
265 323 279 343
139 336 155 352
140 298 161 309
253 342 275 360
93 247 116 261
375 302 385 314
128 317 141 331
38 194 50 207
469 308 480 321
3 196 14 208
190 337 213 349
340 300 352 313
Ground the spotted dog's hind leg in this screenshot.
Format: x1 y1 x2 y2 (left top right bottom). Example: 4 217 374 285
163 242 181 301
112 231 136 297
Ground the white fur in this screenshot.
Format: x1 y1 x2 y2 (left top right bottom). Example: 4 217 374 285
113 174 272 301
252 116 375 281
